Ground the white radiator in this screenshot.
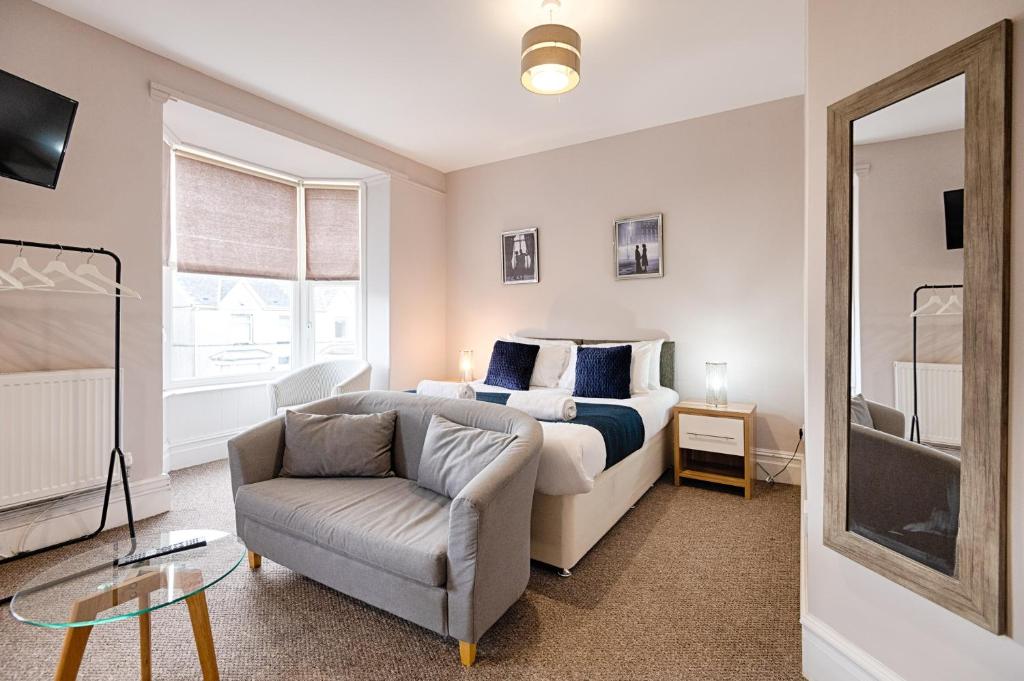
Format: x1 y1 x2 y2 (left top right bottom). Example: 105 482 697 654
0 369 115 511
893 361 962 446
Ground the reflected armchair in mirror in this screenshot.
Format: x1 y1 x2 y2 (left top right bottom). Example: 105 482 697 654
848 396 960 576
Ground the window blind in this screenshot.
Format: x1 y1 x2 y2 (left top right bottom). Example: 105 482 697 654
174 154 298 280
304 187 360 281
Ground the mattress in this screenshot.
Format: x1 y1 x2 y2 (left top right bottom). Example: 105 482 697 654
469 381 680 495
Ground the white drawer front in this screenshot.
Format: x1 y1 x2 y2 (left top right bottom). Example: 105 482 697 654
679 413 745 457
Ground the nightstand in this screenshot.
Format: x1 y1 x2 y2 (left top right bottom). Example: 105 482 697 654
672 401 757 498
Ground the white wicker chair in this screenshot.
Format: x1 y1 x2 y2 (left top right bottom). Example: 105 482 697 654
268 359 371 415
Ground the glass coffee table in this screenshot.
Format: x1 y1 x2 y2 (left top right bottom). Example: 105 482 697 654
10 529 245 681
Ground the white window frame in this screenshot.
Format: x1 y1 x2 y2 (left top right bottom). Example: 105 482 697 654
164 146 365 390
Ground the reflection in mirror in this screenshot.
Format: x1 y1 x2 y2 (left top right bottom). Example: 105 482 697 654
848 74 965 576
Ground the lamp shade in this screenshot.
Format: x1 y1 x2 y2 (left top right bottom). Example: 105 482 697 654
521 23 581 95
705 362 728 407
459 350 474 382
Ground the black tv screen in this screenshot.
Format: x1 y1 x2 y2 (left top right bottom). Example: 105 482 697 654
943 188 963 250
0 69 78 189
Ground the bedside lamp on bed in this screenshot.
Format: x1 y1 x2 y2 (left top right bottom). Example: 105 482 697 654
459 349 474 383
705 361 728 407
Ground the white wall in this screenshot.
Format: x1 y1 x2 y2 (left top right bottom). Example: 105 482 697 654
0 0 445 543
804 4 1024 680
854 130 965 405
445 96 805 454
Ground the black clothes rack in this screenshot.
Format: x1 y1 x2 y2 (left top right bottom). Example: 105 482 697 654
0 238 135 605
910 283 963 444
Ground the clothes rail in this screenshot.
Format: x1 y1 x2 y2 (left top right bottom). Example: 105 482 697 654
910 283 964 444
0 238 135 606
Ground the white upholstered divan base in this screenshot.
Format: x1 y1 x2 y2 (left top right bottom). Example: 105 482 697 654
529 427 670 571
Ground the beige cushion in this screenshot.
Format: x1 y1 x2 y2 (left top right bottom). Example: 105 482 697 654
282 410 397 477
417 415 517 498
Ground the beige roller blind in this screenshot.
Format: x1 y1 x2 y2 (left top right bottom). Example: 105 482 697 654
304 186 360 281
174 154 298 280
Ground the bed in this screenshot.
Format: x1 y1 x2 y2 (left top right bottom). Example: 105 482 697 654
470 339 677 575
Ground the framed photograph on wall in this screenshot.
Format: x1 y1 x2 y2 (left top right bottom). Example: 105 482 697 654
501 227 539 285
614 214 663 279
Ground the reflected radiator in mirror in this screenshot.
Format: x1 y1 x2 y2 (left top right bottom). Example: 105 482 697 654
894 361 962 447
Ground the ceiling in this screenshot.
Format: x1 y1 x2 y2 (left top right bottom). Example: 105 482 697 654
854 75 965 146
163 99 379 179
37 0 806 172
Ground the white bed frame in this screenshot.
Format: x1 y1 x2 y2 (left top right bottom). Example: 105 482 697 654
530 428 670 574
527 337 675 575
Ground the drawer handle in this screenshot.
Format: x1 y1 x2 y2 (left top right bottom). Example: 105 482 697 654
686 432 736 441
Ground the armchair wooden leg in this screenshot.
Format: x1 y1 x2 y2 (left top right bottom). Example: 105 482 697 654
247 551 261 570
459 641 477 667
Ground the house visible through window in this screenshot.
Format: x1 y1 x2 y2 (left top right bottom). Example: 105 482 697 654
168 151 361 385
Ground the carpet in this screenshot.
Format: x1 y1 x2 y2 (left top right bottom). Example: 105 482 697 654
0 461 801 680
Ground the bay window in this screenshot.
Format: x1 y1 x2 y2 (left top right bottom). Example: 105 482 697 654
167 150 362 387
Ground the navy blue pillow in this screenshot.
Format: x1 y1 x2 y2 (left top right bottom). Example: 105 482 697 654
484 340 540 391
573 345 632 399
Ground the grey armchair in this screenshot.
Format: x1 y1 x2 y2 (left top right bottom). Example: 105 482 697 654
227 391 543 666
849 399 960 575
268 358 371 415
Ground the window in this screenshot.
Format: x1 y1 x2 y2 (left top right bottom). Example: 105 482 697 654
311 282 360 362
167 151 361 386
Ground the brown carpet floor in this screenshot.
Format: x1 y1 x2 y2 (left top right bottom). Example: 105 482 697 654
0 461 801 680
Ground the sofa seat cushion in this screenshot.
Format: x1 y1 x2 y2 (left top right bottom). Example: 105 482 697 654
235 476 451 586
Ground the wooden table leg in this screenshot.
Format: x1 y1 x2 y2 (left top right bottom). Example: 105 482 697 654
186 591 219 681
138 592 152 681
54 625 92 681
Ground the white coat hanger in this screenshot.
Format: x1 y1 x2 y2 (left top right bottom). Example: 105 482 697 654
0 264 24 290
75 249 142 299
9 243 55 289
935 292 963 316
41 246 108 295
911 294 944 317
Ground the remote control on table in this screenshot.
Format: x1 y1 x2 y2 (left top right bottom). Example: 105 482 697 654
116 538 207 567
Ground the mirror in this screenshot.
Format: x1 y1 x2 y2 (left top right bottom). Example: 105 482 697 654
824 21 1009 633
848 74 965 576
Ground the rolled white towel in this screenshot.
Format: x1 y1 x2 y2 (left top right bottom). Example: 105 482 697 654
416 380 476 400
506 391 577 421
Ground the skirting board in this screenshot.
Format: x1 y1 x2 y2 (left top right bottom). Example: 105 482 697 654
802 614 906 681
754 447 803 486
165 429 244 471
0 475 172 558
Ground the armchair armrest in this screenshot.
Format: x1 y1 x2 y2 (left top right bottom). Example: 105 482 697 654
227 416 286 499
330 363 371 396
446 428 542 643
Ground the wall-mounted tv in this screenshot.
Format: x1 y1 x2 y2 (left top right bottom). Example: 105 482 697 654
943 188 963 250
0 69 78 189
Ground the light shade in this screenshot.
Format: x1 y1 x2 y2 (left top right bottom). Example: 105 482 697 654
521 23 581 95
705 362 728 407
459 350 474 383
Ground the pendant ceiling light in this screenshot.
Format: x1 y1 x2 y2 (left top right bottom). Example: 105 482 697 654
521 0 581 95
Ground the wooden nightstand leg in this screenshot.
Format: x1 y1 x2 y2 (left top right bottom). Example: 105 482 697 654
186 591 220 680
54 625 92 681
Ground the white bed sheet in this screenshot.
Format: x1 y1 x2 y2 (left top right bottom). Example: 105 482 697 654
471 382 680 495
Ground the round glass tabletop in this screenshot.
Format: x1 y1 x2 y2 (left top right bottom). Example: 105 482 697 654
10 529 244 629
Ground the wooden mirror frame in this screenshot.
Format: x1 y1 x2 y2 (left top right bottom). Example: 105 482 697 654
824 20 1011 633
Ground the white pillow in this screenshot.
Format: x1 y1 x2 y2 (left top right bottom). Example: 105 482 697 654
558 341 654 395
647 339 665 388
506 335 574 388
